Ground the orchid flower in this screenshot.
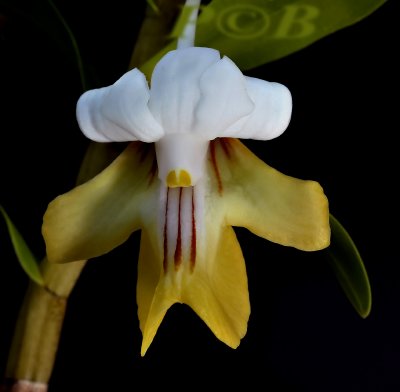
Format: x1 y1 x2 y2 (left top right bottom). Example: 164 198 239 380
42 0 330 356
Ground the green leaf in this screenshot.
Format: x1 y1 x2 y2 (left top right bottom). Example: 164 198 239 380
140 0 387 76
326 214 371 318
0 0 86 90
146 0 160 14
0 205 44 286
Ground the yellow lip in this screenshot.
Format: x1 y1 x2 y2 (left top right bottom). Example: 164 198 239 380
166 170 192 187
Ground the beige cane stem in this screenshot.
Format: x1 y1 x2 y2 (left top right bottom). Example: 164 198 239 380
2 1 187 390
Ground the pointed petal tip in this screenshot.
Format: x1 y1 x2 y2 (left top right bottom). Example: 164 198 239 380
139 323 244 357
213 328 244 350
137 224 250 355
140 340 150 357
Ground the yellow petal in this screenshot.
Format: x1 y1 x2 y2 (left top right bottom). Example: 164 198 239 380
137 228 177 356
182 225 250 349
137 223 250 356
42 142 159 263
209 138 330 251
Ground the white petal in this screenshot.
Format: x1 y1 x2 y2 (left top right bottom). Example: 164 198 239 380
223 76 292 140
193 56 254 138
148 47 220 134
76 68 163 143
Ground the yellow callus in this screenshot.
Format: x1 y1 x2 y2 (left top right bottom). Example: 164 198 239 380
166 170 192 187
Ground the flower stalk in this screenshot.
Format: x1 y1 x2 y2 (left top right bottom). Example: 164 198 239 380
176 0 200 48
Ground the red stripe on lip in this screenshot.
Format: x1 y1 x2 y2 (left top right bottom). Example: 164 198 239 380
209 141 223 195
190 188 196 272
163 188 169 273
174 188 183 269
220 138 233 159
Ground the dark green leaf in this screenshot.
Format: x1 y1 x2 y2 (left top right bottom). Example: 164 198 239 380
146 0 160 14
140 0 387 76
0 205 44 286
0 0 86 90
326 214 371 318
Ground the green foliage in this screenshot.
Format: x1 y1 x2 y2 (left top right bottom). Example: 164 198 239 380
140 0 387 76
0 206 44 286
146 0 160 14
327 214 371 318
0 0 86 90
1 0 378 312
1 0 387 83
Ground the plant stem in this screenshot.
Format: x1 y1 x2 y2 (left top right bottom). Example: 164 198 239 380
3 261 85 388
2 0 186 389
128 0 184 71
0 145 116 392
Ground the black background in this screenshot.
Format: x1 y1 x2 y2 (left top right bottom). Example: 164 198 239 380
0 1 398 391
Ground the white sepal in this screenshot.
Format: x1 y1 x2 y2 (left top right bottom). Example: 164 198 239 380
77 68 163 143
193 56 254 139
148 47 220 134
223 76 292 140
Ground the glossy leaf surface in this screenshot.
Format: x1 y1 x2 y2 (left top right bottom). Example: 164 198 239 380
327 214 371 318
